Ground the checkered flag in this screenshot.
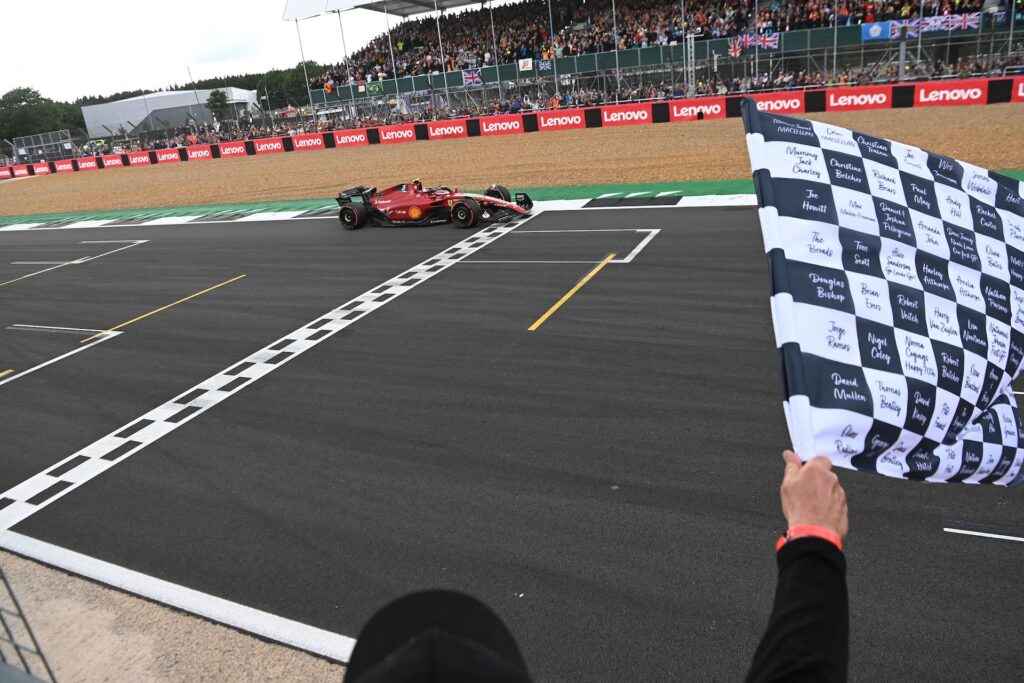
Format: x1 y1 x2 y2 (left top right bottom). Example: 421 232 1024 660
741 98 1024 485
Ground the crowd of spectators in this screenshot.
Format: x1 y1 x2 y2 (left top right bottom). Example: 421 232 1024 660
63 51 1017 158
310 0 993 87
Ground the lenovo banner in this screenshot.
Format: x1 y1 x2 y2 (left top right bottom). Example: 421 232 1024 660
12 165 30 177
378 124 417 144
825 84 893 111
915 79 988 106
1013 76 1024 103
749 91 806 114
155 148 182 163
127 151 152 166
600 102 652 126
0 167 12 179
53 159 76 173
186 145 213 161
253 137 285 155
291 133 325 151
537 109 586 131
32 163 51 175
334 129 369 147
479 114 524 136
77 157 99 171
427 120 468 139
217 142 248 158
669 97 727 122
101 154 124 168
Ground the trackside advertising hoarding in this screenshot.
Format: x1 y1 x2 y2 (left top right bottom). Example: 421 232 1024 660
155 148 182 163
12 165 30 177
186 145 213 161
32 163 51 175
825 84 893 111
915 78 988 106
291 133 325 151
1013 76 1024 103
0 167 11 179
537 110 587 131
427 120 469 139
749 90 806 114
378 124 416 144
218 141 248 158
127 151 152 166
479 114 524 136
253 137 285 155
334 129 369 147
76 157 99 171
600 102 652 126
101 154 123 168
669 97 726 121
53 159 76 173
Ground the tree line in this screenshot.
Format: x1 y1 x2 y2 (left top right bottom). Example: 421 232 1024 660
1 61 324 143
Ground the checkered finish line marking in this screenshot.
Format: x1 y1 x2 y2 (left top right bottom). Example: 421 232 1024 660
0 218 529 531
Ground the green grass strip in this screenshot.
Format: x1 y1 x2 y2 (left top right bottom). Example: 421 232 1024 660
2 172 1021 225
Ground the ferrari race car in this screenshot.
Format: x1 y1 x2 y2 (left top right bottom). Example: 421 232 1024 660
335 180 532 230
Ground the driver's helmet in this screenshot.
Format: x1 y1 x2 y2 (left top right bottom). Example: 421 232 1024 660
411 178 423 191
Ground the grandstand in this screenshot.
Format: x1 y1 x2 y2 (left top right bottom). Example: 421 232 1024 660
80 88 260 140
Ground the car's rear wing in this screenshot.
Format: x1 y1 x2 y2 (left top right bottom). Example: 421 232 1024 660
336 186 375 205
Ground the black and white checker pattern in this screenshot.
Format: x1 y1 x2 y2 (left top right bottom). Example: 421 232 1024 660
0 221 525 529
742 99 1024 485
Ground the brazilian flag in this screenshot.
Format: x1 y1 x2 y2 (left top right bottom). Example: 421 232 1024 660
368 82 383 95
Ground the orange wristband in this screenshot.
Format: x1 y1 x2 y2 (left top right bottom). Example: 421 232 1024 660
775 524 843 552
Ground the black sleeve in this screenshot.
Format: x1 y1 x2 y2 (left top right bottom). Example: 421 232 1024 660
744 537 849 683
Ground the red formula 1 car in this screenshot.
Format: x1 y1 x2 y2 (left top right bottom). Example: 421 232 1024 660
335 180 532 230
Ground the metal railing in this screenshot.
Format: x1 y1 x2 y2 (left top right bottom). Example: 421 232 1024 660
0 566 56 682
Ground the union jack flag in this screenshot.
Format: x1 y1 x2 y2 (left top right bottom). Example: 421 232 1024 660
728 38 743 58
888 19 921 38
956 12 981 30
757 32 779 49
740 33 758 49
461 68 483 85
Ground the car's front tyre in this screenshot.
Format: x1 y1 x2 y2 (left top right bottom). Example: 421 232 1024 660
450 198 481 229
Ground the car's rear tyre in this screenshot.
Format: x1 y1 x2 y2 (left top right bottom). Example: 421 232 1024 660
339 203 368 230
451 198 481 229
485 184 512 202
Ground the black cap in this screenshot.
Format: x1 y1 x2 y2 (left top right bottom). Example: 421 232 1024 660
346 590 532 683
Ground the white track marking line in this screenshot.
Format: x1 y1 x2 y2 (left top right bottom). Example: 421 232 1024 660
615 229 659 264
0 332 120 387
0 215 534 532
943 528 1024 543
9 324 108 334
655 191 681 197
10 261 68 265
596 192 621 198
0 531 355 662
625 191 650 198
463 260 603 264
499 227 659 264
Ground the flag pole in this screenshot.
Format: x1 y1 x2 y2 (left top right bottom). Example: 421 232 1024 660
383 1 401 103
546 0 560 96
334 10 359 125
490 0 503 98
433 0 451 110
294 19 316 123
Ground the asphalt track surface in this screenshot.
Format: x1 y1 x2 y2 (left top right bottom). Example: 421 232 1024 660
1 207 1021 681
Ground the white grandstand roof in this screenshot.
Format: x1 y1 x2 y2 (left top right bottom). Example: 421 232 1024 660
354 0 486 17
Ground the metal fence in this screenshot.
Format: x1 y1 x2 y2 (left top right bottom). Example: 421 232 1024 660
311 19 1022 124
10 131 76 164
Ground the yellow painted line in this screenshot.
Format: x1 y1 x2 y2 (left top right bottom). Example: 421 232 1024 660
528 253 616 332
0 369 14 379
80 274 247 344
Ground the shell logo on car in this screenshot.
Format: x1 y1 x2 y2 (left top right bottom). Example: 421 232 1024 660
409 206 423 219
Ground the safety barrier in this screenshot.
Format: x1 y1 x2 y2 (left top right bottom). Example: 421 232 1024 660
1 76 1021 182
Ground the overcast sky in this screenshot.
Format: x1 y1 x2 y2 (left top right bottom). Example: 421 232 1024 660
1 0 459 102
